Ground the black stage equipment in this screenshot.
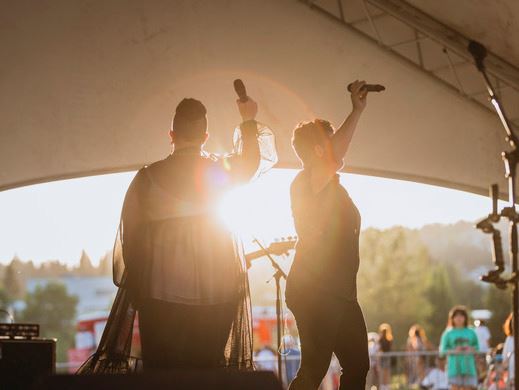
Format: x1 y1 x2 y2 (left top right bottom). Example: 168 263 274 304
35 370 283 390
0 336 56 389
0 322 40 338
469 39 519 388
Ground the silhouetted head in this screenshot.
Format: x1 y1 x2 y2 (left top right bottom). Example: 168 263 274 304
292 119 339 169
448 305 469 328
170 98 208 148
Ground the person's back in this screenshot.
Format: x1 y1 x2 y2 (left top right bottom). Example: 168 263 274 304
118 96 277 371
143 152 241 306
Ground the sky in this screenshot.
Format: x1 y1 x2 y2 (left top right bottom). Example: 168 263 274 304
0 169 498 266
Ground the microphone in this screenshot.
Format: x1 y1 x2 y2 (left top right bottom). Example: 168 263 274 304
233 79 248 102
347 83 385 92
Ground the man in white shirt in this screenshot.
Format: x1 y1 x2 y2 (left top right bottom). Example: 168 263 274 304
420 357 448 390
475 319 491 353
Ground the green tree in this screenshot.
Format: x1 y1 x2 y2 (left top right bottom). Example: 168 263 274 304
98 251 112 276
77 250 95 276
484 286 511 347
0 288 11 309
21 282 78 361
3 259 24 300
446 264 484 309
423 264 454 344
358 227 432 347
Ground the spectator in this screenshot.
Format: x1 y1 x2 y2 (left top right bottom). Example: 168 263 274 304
366 332 380 389
282 336 301 385
377 323 393 390
474 319 491 353
502 313 514 389
484 343 507 390
255 345 277 373
420 356 448 390
440 305 479 390
407 324 433 385
474 319 491 382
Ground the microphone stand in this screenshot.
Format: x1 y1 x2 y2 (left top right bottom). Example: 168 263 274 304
469 40 519 389
252 238 288 382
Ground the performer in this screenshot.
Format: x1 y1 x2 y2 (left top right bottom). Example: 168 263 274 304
286 81 370 389
79 94 277 373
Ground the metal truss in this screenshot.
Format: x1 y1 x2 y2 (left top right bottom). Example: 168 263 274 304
300 0 519 129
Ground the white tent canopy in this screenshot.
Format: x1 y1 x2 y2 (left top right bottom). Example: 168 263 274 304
1 0 518 197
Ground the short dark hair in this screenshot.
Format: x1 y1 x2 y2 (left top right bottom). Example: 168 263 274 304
292 119 334 166
447 305 469 328
172 98 207 140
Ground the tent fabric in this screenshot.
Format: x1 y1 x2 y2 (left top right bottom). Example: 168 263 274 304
0 0 517 196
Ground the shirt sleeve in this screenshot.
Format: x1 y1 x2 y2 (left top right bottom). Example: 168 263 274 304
118 169 149 283
222 120 278 183
421 370 434 387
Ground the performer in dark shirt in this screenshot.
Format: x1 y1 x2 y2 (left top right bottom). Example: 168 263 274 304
78 95 277 373
286 81 370 389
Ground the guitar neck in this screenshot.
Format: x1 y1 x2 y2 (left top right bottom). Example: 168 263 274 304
245 249 269 262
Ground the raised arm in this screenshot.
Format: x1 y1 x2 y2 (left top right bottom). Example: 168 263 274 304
331 80 368 165
225 97 277 183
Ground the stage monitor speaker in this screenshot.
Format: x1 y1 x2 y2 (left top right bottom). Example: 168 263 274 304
0 338 56 389
35 369 283 390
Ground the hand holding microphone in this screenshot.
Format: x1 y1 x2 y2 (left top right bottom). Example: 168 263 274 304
347 82 386 92
349 80 369 113
347 80 385 113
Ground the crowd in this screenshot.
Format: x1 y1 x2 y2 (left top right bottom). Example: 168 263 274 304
254 305 515 390
365 306 515 390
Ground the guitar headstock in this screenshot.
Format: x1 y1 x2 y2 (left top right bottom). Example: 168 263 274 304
267 236 297 255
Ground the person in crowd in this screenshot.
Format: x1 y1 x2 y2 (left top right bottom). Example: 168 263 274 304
377 323 393 390
283 336 302 385
502 313 514 388
440 305 479 390
285 80 371 390
255 344 277 372
420 356 448 390
474 318 491 382
366 332 380 389
407 324 433 385
79 93 277 373
484 343 507 390
474 319 491 353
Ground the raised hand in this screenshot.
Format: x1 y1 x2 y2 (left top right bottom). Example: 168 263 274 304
350 80 368 113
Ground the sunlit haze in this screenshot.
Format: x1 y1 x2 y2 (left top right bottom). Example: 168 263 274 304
0 169 497 265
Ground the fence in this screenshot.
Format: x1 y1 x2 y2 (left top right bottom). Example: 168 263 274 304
255 350 510 390
56 350 510 389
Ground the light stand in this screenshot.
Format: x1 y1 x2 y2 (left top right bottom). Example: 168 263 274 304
252 238 288 382
469 40 519 388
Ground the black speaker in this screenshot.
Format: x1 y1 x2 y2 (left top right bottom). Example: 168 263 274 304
36 370 283 390
0 338 56 389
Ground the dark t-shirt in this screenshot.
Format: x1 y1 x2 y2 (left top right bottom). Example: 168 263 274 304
288 170 361 300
